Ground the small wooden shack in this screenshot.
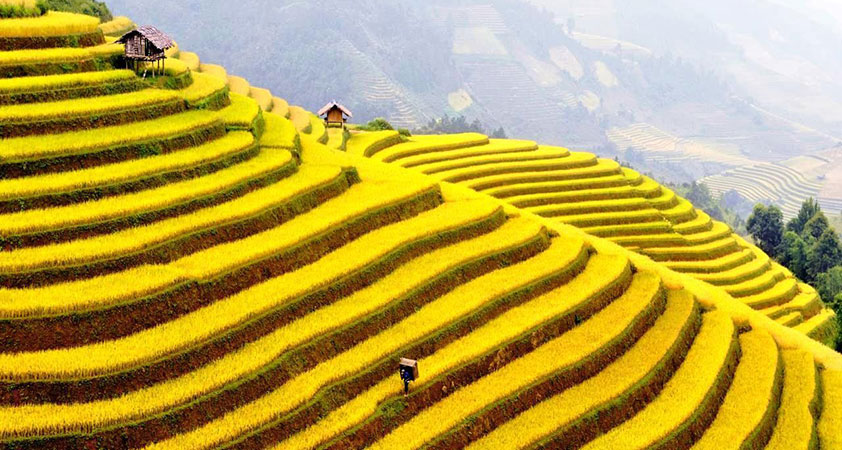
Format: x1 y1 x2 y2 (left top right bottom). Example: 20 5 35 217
115 26 174 76
318 101 353 128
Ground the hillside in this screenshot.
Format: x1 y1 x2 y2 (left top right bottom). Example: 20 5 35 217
0 6 841 450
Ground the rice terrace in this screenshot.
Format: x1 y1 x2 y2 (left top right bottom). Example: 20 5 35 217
0 0 842 449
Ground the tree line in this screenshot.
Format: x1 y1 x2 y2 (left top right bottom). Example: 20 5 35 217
747 199 842 348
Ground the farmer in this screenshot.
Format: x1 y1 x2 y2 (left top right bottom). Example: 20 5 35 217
400 365 413 396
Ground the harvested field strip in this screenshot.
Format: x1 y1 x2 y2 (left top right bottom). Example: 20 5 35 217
581 310 737 450
344 130 402 157
692 330 781 449
483 174 629 198
0 142 291 250
723 270 784 298
0 213 535 442
819 370 842 449
643 237 740 262
0 70 142 104
149 248 627 450
741 278 799 309
367 271 662 450
271 97 289 118
665 249 754 274
0 110 221 168
0 200 502 381
274 253 636 450
582 222 674 238
260 113 297 150
504 186 641 208
0 131 255 206
0 11 98 37
0 89 185 137
466 160 622 191
526 197 653 217
466 289 699 450
227 75 249 96
434 153 599 184
551 209 665 228
371 133 489 161
410 145 562 175
199 63 227 82
396 140 541 168
766 350 818 449
178 72 229 109
693 256 771 286
288 106 312 133
249 87 273 111
0 168 433 296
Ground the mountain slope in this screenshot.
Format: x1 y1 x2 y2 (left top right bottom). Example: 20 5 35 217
0 8 840 450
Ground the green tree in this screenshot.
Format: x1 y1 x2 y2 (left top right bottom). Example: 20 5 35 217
808 230 842 280
816 266 842 304
787 197 821 235
747 204 784 257
804 212 831 242
778 231 810 280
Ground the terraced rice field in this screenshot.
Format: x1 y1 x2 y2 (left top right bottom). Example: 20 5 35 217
349 132 839 345
1 8 841 450
700 163 825 219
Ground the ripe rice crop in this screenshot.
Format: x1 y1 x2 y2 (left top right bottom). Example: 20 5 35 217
466 289 697 450
0 11 98 37
218 92 260 130
288 105 312 133
369 269 656 450
0 165 343 318
0 89 179 123
177 51 200 71
581 310 736 450
345 130 403 157
395 139 541 169
0 131 255 206
819 369 842 449
260 113 297 150
0 110 219 163
271 96 289 118
0 69 135 94
692 330 781 449
766 350 818 449
0 202 509 438
178 71 228 108
97 16 134 36
371 133 489 161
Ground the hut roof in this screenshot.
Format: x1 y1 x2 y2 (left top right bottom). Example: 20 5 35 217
318 101 353 118
116 26 174 50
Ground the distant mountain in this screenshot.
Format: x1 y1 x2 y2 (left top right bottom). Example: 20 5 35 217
107 0 842 195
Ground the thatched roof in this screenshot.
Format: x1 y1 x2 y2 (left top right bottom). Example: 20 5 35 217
318 101 353 118
116 26 174 51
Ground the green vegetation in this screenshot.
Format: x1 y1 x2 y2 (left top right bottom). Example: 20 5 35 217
40 0 111 21
669 182 746 235
748 198 842 348
416 115 506 139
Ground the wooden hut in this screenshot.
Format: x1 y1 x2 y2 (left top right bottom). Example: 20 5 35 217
318 101 353 128
115 26 174 76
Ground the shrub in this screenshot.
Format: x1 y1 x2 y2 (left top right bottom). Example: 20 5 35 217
358 118 394 132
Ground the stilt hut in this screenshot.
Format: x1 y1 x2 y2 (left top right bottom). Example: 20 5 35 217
115 26 174 77
318 101 353 128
